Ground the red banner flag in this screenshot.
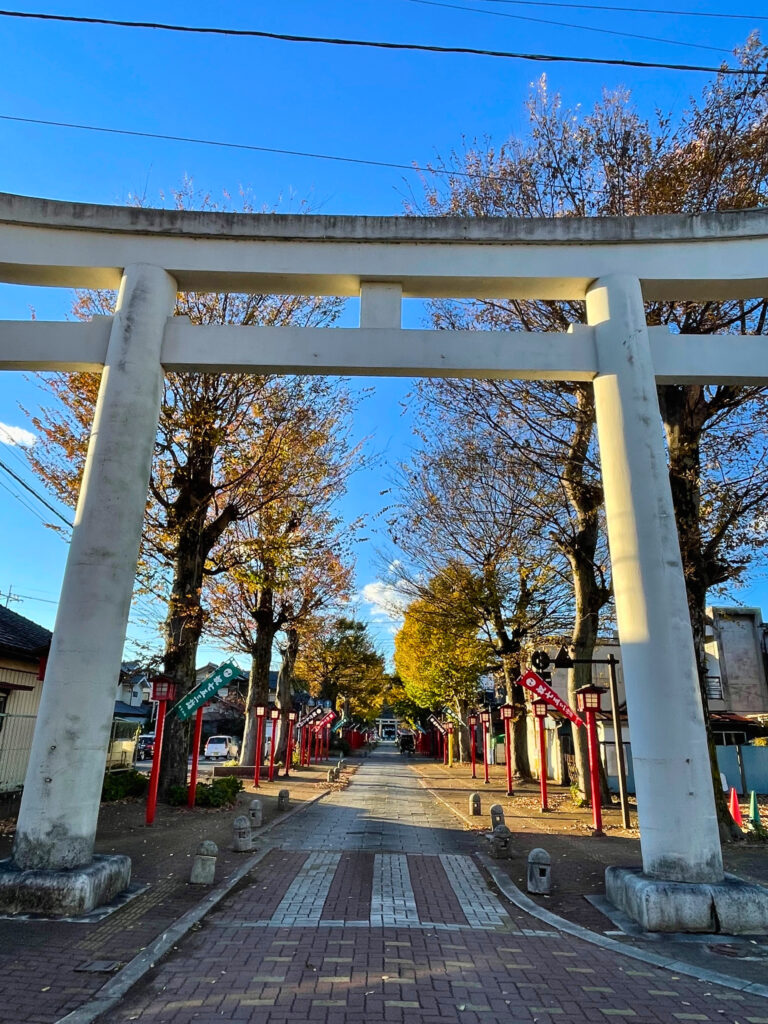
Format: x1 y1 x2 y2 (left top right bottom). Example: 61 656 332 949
518 669 584 727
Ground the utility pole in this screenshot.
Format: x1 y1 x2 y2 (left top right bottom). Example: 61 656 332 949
1 586 21 608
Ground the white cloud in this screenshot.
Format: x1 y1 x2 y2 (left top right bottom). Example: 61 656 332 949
360 580 410 623
0 422 36 447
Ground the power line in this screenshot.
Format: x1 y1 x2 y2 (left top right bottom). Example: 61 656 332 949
0 112 500 179
0 477 49 526
0 458 73 527
0 9 755 74
478 0 768 22
405 0 731 53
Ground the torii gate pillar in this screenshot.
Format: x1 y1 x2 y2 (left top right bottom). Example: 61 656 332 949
0 264 176 916
589 276 768 932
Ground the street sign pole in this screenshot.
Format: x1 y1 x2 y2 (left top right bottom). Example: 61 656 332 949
146 698 169 826
187 706 204 809
608 654 631 829
254 707 266 787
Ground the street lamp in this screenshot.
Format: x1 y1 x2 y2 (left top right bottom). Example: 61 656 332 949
480 710 492 785
533 646 630 829
253 705 267 787
500 704 515 796
467 713 478 779
268 707 280 782
146 676 178 825
531 698 550 812
575 684 608 836
284 710 298 778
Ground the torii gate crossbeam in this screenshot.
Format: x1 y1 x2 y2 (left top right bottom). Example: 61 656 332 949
0 194 766 932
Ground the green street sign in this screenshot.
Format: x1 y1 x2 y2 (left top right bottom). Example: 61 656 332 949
171 661 240 722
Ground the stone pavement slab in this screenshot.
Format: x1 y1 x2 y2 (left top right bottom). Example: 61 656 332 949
105 748 768 1024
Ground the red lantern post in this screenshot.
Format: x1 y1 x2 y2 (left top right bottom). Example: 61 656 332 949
500 703 514 796
268 708 280 782
146 676 177 825
253 705 267 787
187 705 204 809
284 711 297 777
467 714 477 779
576 685 607 836
480 711 491 785
531 698 550 812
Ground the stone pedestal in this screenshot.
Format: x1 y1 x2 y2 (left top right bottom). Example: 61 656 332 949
606 866 768 934
0 854 130 917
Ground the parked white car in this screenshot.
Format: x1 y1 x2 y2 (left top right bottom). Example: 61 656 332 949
204 735 239 760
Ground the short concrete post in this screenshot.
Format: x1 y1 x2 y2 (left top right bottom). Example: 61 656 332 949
232 815 253 852
469 793 481 817
248 799 263 829
527 848 552 894
490 804 505 829
277 789 290 811
489 824 513 860
190 840 218 884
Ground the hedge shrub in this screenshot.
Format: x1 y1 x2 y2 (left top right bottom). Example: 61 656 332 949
166 774 243 808
102 769 149 802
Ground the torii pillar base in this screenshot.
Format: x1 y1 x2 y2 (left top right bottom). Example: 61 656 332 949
0 854 130 917
606 866 768 934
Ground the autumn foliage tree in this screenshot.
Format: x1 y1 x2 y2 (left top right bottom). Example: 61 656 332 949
205 507 356 765
408 36 768 826
25 187 354 796
389 436 571 777
294 617 388 722
394 571 494 761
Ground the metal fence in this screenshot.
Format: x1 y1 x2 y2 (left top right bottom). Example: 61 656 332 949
0 712 37 795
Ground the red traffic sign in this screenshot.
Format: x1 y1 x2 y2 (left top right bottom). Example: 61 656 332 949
518 670 583 727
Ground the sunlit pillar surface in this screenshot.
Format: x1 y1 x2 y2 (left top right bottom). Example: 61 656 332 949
13 264 176 871
588 274 723 884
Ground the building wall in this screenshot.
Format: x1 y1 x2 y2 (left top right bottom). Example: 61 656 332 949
0 657 43 792
705 607 768 715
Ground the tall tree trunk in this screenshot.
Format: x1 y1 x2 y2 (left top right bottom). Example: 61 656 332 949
561 383 611 805
274 626 299 763
240 593 278 767
158 531 206 798
454 696 470 762
659 383 740 840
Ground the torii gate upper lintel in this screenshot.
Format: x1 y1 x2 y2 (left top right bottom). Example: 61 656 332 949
1 194 767 931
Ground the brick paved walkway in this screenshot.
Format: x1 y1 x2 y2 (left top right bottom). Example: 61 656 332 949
111 748 768 1024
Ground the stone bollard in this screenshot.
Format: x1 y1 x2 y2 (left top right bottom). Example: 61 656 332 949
490 804 505 829
469 793 481 817
249 798 263 829
190 840 218 884
277 789 290 811
489 824 513 860
527 848 552 894
232 814 254 852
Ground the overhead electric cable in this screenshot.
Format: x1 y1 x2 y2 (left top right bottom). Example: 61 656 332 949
0 9 756 74
404 0 731 53
479 0 768 21
0 112 507 178
0 457 73 527
0 478 50 526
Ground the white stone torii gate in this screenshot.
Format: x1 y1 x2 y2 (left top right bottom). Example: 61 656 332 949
1 192 767 929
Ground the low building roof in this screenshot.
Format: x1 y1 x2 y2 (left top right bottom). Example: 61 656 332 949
0 605 52 662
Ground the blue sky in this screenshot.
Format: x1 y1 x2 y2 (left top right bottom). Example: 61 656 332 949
1 1 767 668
